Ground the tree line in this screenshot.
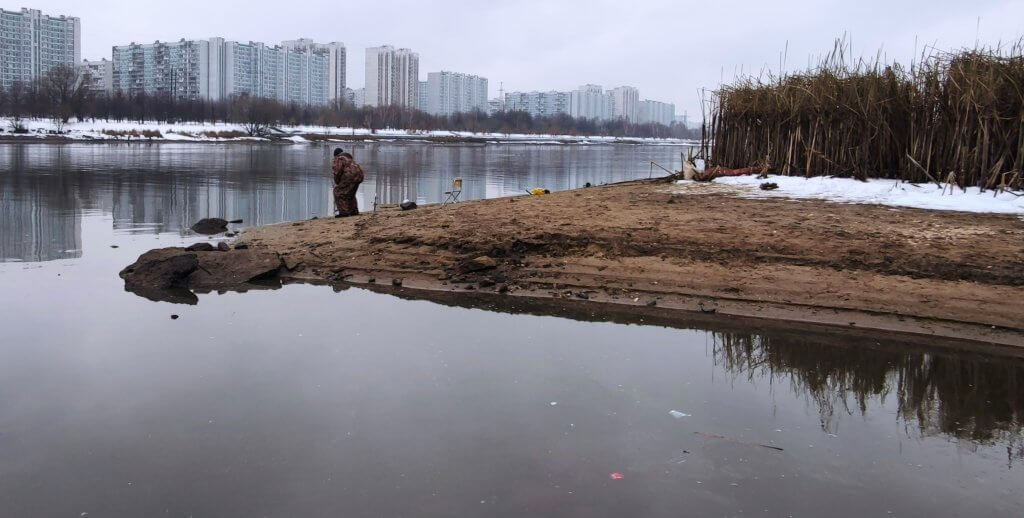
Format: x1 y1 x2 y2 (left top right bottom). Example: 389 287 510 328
1 65 699 140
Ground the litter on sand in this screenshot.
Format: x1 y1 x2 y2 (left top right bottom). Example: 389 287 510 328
609 473 625 480
669 410 692 419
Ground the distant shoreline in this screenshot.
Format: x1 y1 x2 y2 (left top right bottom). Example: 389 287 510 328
0 133 695 146
0 118 696 147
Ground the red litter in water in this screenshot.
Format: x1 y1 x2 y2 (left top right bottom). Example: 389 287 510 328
609 473 625 480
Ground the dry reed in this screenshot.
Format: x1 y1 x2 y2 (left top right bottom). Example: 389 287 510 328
709 40 1024 190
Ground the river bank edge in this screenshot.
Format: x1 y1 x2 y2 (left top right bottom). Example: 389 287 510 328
121 179 1024 350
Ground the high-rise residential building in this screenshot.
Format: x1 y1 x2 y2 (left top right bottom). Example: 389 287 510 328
112 37 337 105
610 86 640 123
487 97 504 115
0 7 81 90
353 87 365 108
639 99 676 126
283 39 346 104
425 71 488 116
504 91 571 118
79 59 113 94
112 39 216 102
364 45 419 108
418 81 428 111
569 84 612 121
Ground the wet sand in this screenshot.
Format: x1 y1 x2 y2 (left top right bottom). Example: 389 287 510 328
241 179 1024 347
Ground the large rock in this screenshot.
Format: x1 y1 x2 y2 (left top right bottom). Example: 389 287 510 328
120 247 284 303
191 218 229 235
119 248 201 304
120 248 199 290
188 249 284 289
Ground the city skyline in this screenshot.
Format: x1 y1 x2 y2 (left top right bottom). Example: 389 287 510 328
6 1 1024 118
1 5 683 120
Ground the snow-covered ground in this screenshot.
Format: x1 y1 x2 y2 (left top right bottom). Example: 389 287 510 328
676 174 1024 215
0 117 695 146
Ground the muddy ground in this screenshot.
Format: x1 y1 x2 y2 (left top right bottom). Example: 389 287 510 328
236 179 1024 346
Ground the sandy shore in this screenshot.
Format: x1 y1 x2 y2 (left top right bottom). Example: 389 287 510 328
239 179 1024 346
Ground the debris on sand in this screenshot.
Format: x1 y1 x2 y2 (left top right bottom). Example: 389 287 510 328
186 243 216 252
452 256 499 275
400 200 418 211
760 182 779 191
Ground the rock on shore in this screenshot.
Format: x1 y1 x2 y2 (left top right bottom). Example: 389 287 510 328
191 218 230 235
119 247 284 304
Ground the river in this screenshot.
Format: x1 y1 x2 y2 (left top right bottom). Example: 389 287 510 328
0 142 1021 517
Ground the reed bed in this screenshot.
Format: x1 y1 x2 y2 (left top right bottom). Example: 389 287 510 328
710 41 1024 190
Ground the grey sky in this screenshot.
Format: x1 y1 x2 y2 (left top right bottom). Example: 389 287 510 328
18 0 1024 118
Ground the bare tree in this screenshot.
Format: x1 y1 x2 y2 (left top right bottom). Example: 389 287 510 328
41 64 87 131
6 81 29 132
235 94 281 137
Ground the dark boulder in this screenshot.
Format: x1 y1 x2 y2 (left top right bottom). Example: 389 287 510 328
187 250 284 289
120 247 283 304
217 242 231 252
119 248 201 304
400 201 418 211
191 218 229 235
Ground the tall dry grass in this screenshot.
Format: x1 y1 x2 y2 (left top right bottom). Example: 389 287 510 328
709 40 1024 190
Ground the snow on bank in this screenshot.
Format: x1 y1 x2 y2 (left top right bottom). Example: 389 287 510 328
0 118 696 146
676 174 1024 215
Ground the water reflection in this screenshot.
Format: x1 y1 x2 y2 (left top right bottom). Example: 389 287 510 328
0 167 82 262
358 285 1024 460
0 142 684 262
713 332 1024 460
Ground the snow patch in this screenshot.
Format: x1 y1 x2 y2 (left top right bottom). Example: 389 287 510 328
676 175 1024 215
0 117 697 146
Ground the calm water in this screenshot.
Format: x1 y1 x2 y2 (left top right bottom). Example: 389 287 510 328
0 143 1022 517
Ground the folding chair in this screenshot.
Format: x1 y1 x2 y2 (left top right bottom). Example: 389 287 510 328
442 177 463 206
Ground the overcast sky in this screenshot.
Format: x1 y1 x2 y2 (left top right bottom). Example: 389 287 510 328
17 0 1024 118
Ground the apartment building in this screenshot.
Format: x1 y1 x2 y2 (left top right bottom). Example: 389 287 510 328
283 39 346 104
0 7 81 90
569 84 612 120
504 90 571 118
112 39 215 101
418 81 428 111
79 58 112 94
610 86 640 123
364 45 419 108
113 37 338 105
424 71 488 116
487 97 504 115
639 99 676 126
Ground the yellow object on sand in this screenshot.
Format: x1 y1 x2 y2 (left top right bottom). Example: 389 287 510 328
530 188 549 196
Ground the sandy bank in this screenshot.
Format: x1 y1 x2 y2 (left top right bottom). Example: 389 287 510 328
224 179 1024 347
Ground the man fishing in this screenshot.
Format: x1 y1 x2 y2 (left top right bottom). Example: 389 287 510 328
331 148 365 218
